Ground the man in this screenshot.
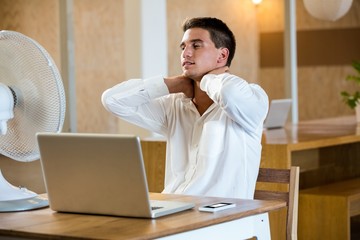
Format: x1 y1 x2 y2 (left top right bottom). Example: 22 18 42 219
102 17 268 199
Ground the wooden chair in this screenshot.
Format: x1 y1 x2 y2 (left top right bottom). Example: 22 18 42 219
254 166 300 240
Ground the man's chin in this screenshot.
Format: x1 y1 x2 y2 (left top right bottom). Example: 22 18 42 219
183 71 203 81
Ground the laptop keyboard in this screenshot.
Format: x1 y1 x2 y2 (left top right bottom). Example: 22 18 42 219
151 206 163 211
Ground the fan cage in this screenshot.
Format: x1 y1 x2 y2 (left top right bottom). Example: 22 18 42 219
0 30 66 162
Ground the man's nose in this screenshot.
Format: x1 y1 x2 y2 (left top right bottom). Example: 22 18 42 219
182 47 192 58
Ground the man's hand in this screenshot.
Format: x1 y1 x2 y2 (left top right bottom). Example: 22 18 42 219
164 75 194 98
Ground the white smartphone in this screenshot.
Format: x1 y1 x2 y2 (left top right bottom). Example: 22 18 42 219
198 202 236 212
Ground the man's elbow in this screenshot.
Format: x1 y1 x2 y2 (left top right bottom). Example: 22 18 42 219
101 90 111 111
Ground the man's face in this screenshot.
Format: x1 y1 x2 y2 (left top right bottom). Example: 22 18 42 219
180 28 222 81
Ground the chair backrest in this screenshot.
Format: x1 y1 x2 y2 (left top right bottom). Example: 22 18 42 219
254 166 300 240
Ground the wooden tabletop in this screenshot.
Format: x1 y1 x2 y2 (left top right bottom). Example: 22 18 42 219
263 115 360 150
0 193 285 240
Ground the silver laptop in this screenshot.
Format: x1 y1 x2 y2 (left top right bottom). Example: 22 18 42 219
263 99 292 129
36 132 194 218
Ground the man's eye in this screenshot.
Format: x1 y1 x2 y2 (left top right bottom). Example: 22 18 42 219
193 44 200 49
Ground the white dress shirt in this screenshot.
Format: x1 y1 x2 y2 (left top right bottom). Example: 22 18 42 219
102 73 268 199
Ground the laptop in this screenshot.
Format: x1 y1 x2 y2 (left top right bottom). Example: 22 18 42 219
263 99 292 129
36 132 195 218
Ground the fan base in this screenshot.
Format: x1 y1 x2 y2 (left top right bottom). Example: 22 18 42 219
0 170 49 212
0 195 48 212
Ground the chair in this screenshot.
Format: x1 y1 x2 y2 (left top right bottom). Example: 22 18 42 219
254 166 300 240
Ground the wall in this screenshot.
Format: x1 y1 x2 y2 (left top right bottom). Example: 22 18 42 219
257 0 360 121
0 0 60 64
73 0 124 133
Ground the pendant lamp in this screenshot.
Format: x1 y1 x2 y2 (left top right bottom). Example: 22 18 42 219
303 0 353 21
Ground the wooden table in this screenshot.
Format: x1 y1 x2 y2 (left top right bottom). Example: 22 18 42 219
0 193 285 240
141 115 360 239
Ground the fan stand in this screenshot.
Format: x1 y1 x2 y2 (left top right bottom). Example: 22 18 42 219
0 169 48 212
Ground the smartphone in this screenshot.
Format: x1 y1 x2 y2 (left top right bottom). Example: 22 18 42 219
198 202 236 212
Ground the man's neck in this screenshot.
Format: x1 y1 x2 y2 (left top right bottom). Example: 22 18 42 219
192 81 213 116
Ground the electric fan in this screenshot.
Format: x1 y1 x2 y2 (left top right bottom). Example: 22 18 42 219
0 30 66 212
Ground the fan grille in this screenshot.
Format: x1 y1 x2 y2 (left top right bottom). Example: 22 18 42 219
0 31 66 162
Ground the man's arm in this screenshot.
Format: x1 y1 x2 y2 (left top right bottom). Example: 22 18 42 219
200 72 269 132
101 75 195 135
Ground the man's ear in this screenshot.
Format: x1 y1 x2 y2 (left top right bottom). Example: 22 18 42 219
217 47 229 64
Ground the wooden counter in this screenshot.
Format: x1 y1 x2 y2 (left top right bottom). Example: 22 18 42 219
262 116 360 189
